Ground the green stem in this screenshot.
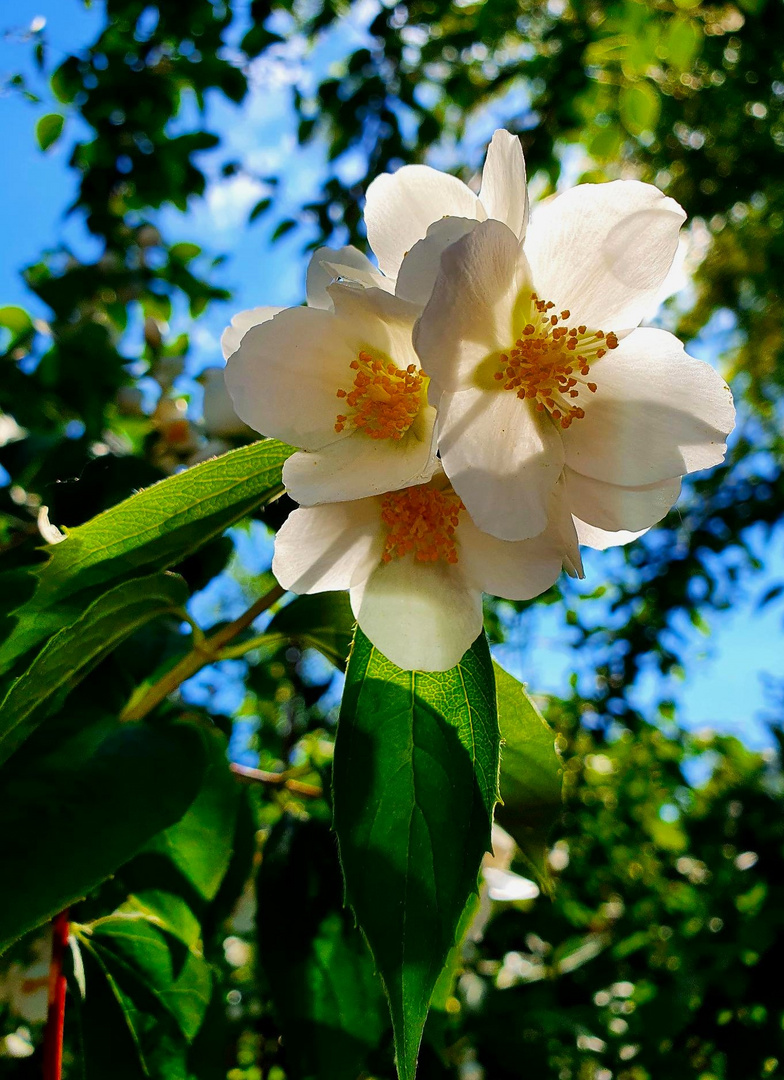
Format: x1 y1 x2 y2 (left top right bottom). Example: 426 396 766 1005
120 583 285 722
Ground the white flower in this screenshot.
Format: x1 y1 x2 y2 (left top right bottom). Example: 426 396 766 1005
364 129 529 282
224 280 438 505
413 191 735 543
272 469 581 672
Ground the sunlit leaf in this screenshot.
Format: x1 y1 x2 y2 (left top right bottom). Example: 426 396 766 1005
333 629 499 1080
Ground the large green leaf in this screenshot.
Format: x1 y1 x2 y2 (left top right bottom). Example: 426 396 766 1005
493 662 563 891
0 721 207 953
333 629 499 1080
90 908 211 1041
0 438 291 673
0 572 187 767
76 936 190 1080
266 591 354 669
257 815 388 1080
144 722 240 901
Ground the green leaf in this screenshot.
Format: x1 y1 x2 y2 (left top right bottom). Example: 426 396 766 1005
77 936 190 1079
73 941 149 1080
333 629 499 1080
169 242 201 263
493 662 563 891
0 305 34 337
144 723 240 901
90 909 211 1041
0 721 207 952
0 572 187 766
619 82 661 137
257 815 388 1080
266 591 354 669
36 112 65 150
0 438 292 673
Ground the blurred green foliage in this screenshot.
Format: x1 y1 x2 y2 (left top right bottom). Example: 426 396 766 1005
1 0 783 1077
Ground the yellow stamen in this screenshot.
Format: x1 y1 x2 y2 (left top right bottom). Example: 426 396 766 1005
380 485 465 565
334 350 426 440
495 294 618 428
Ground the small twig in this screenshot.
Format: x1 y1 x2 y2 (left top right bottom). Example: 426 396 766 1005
230 762 322 799
120 583 285 722
42 910 70 1080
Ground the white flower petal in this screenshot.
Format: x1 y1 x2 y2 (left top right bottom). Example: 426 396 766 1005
221 306 283 360
364 164 484 279
565 467 681 533
328 284 422 361
351 556 482 671
395 217 479 307
524 180 686 330
457 511 565 601
479 129 529 240
438 386 565 541
272 500 383 594
413 219 528 393
573 518 648 550
283 404 438 504
225 307 356 449
306 245 390 309
563 327 735 486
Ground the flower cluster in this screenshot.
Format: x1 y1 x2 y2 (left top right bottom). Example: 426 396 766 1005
224 131 735 671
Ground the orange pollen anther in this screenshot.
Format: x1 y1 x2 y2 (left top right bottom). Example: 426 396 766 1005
334 350 425 440
380 486 465 565
496 294 619 428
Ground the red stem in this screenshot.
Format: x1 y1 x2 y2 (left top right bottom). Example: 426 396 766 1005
42 910 69 1080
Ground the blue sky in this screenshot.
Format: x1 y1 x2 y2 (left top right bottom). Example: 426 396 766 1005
2 1 783 750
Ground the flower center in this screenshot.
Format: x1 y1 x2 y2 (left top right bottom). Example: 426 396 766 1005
335 350 426 440
380 485 464 564
494 293 619 429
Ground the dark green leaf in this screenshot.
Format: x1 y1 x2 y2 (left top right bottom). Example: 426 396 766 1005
90 909 211 1040
493 662 563 891
35 112 65 151
258 815 388 1080
77 936 190 1079
144 722 240 901
266 591 354 669
0 572 187 766
73 941 149 1080
0 721 207 952
0 438 292 673
333 629 499 1080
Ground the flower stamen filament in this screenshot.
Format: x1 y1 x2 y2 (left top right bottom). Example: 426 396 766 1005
380 486 465 564
495 293 619 428
335 350 427 440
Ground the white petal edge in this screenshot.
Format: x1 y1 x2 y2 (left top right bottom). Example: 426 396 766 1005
524 180 686 331
272 499 383 594
221 306 283 360
282 404 438 505
479 129 529 240
573 518 649 550
350 556 483 672
437 385 565 541
562 327 735 486
364 163 484 279
565 467 682 533
306 245 390 309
